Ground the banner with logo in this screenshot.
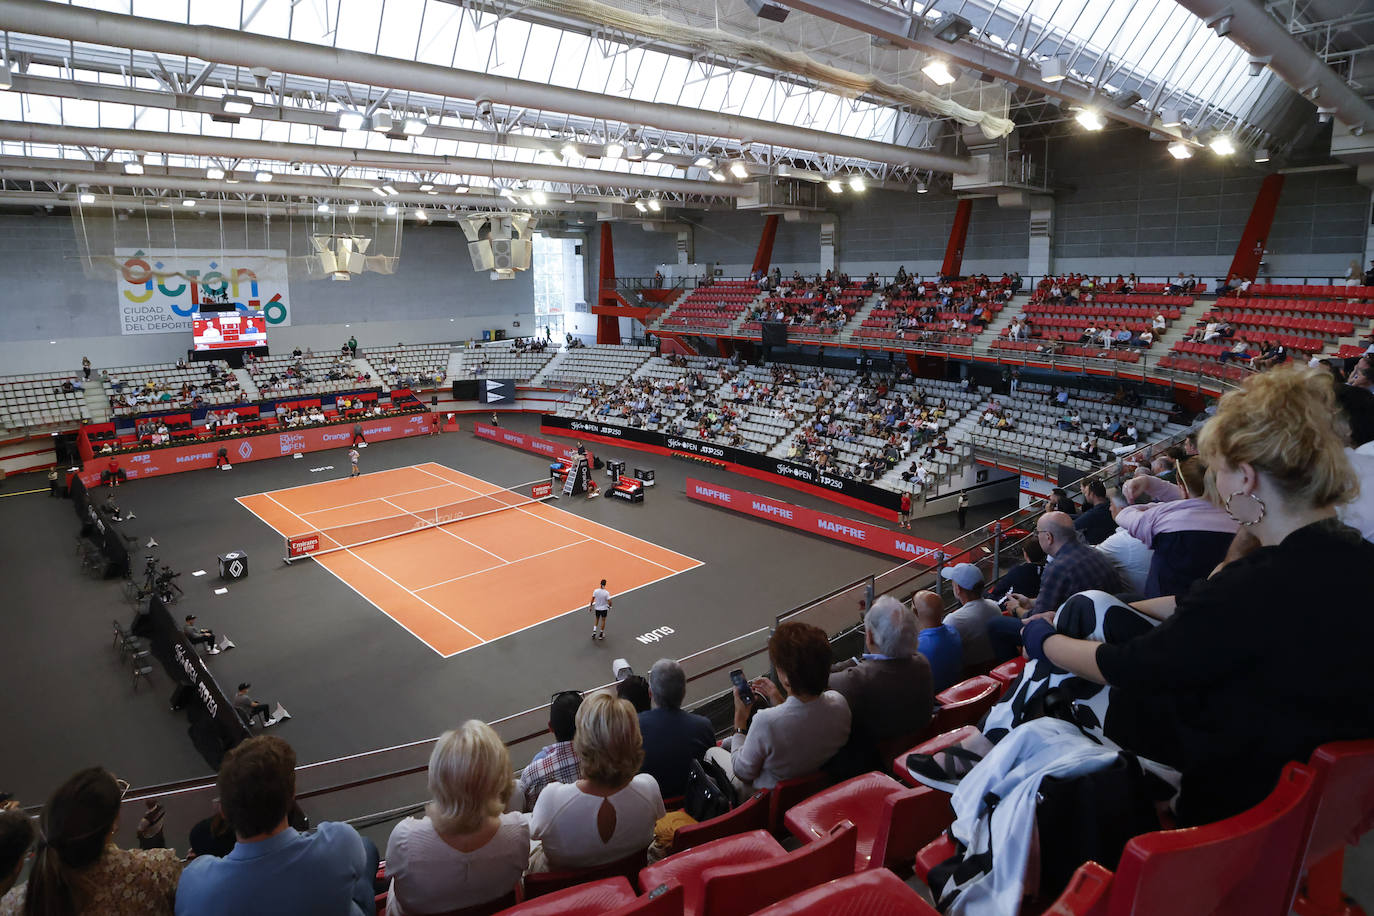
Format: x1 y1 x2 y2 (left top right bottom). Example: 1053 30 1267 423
115 248 292 335
539 415 902 512
686 478 943 562
79 413 430 486
473 421 591 466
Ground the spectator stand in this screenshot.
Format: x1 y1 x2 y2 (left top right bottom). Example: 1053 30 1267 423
103 360 239 417
362 343 452 392
534 344 657 388
247 351 374 398
739 275 872 340
0 370 93 431
455 338 558 383
849 274 1013 349
653 279 764 335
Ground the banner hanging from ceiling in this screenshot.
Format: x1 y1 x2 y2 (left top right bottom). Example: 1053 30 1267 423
115 248 292 335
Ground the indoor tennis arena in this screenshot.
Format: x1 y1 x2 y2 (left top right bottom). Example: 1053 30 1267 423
0 0 1372 913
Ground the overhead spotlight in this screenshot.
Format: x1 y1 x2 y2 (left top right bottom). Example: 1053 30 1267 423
254 170 273 182
1167 141 1193 160
317 202 331 213
693 155 715 168
370 185 388 197
531 190 548 205
414 209 428 221
454 184 470 194
826 179 844 193
624 143 644 161
499 187 517 199
932 13 973 43
604 141 625 159
921 60 959 86
1159 108 1183 128
560 141 580 159
647 199 661 212
385 204 398 215
123 160 144 175
337 110 365 130
916 180 929 194
1075 109 1105 131
206 166 225 180
849 176 867 192
1209 134 1236 155
382 183 398 196
645 149 665 161
1039 58 1066 83
419 182 435 191
79 192 95 204
744 0 790 22
1253 148 1271 163
182 199 196 207
1112 89 1142 108
220 94 254 115
1248 58 1268 77
402 117 427 135
729 161 750 179
709 167 727 182
347 203 359 214
634 199 648 213
372 112 394 133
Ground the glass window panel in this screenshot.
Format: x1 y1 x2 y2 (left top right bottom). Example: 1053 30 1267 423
244 0 291 36
187 0 242 29
334 0 383 51
549 33 591 90
488 19 532 78
376 0 427 59
415 1 462 66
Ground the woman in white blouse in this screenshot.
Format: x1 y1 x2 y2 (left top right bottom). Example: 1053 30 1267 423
530 692 665 871
383 721 528 915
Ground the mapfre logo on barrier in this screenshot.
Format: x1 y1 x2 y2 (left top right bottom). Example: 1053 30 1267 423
176 452 214 464
692 483 733 503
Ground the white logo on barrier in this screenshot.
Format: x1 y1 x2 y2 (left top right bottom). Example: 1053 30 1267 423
237 441 254 460
227 560 244 577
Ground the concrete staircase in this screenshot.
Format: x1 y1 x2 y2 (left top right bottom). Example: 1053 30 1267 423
836 292 881 345
981 294 1030 342
81 384 111 424
233 368 261 400
1156 298 1214 352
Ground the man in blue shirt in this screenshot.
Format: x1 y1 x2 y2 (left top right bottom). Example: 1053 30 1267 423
176 736 377 916
638 658 715 798
912 590 963 692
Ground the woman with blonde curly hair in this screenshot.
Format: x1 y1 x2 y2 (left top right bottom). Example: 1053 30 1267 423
1026 366 1374 825
529 692 664 871
382 721 527 915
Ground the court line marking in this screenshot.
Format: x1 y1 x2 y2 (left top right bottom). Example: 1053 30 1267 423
416 537 592 592
378 496 511 565
235 464 430 500
293 481 459 518
263 492 486 646
0 487 47 499
413 462 700 572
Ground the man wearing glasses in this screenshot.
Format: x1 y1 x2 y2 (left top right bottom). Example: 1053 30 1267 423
1004 512 1122 620
512 691 583 812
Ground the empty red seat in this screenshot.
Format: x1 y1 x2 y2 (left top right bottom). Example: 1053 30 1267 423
783 772 953 871
492 877 638 915
749 868 939 915
989 657 1027 694
638 830 785 916
668 792 769 854
929 675 1000 734
1291 740 1374 916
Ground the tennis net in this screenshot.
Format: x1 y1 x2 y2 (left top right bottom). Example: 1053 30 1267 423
284 478 555 561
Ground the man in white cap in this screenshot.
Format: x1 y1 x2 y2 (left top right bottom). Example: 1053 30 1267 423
939 562 1001 671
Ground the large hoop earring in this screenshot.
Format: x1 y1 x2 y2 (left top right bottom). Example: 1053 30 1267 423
1224 490 1266 527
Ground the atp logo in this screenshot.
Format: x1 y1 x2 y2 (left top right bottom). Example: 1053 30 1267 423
237 441 254 460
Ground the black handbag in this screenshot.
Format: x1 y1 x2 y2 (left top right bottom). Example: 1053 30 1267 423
683 756 737 822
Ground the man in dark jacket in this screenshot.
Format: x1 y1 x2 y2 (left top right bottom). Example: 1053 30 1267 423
638 659 715 799
1073 479 1116 545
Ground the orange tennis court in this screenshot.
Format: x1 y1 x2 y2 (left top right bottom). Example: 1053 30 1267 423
236 462 703 656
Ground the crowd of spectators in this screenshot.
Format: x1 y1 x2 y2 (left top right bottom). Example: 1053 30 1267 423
106 363 244 412
745 270 863 332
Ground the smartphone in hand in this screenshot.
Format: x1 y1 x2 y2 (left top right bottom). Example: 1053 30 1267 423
729 668 752 706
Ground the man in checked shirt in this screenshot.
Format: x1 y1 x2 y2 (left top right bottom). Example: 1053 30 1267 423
512 690 584 812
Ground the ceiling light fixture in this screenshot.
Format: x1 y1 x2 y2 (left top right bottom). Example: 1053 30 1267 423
79 192 95 204
694 155 715 168
1253 148 1271 163
560 142 580 159
1159 109 1183 128
916 180 929 194
0 63 11 91
1209 134 1236 155
849 176 867 192
402 117 427 135
419 182 435 191
371 185 387 197
532 190 548 205
1075 109 1105 131
372 112 393 133
454 185 470 194
921 60 958 86
1167 141 1193 160
709 168 727 182
826 179 844 193
634 199 648 213
123 160 144 175
317 202 331 213
648 199 662 212
604 141 625 159
414 209 428 221
254 170 273 182
624 143 644 161
347 203 359 214
645 149 665 161
776 163 791 177
385 204 398 215
382 184 398 196
182 199 196 207
337 110 365 130
206 166 225 180
220 94 254 115
1040 58 1066 83
729 161 750 179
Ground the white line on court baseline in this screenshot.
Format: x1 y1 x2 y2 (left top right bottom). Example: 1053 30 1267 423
262 492 486 646
237 464 420 499
295 480 459 519
416 537 593 592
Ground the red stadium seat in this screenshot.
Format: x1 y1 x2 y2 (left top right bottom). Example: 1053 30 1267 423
929 675 1000 735
1043 862 1113 916
749 868 939 915
695 821 857 916
522 849 650 900
638 829 786 915
766 771 830 835
990 657 1027 695
1292 740 1374 916
493 877 670 916
892 725 980 787
668 791 769 854
783 772 954 871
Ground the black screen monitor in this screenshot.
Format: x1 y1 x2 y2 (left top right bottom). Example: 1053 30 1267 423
761 321 789 348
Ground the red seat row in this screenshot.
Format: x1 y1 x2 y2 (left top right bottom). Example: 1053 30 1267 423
1211 311 1354 337
1221 296 1374 318
1247 283 1374 299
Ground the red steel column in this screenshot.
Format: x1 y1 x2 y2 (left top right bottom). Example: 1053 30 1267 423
751 214 780 275
1226 174 1285 282
596 222 620 344
940 199 973 278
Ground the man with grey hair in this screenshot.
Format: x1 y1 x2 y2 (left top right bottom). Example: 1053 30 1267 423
638 658 715 798
827 595 934 775
1006 511 1122 618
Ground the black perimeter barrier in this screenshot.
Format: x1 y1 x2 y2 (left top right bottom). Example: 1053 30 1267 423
72 477 249 768
541 414 903 512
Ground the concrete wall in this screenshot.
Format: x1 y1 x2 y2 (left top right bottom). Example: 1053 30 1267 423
0 213 534 374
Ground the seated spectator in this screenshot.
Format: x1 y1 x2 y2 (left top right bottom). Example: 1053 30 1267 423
15 768 181 916
530 693 664 871
1031 366 1374 825
187 802 237 860
707 620 851 792
1045 487 1077 514
175 736 377 916
0 808 35 912
383 721 527 915
1094 489 1154 596
828 596 935 773
615 675 651 714
1004 512 1123 619
938 563 1002 671
638 659 714 799
912 590 963 691
513 691 582 812
1116 457 1238 598
1073 479 1116 545
992 541 1046 601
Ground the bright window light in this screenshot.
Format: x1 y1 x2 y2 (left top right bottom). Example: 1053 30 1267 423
921 60 957 86
729 161 750 179
604 141 625 159
1209 134 1236 155
1167 141 1193 160
254 170 273 182
221 94 253 115
337 110 365 130
849 176 867 192
1075 109 1105 131
827 179 844 193
206 166 225 180
402 118 427 135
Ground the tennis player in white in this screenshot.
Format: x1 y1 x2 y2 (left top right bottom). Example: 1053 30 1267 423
589 579 612 641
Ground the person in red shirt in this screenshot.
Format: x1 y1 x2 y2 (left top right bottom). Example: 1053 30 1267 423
899 490 913 530
103 456 122 488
